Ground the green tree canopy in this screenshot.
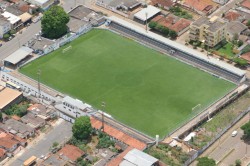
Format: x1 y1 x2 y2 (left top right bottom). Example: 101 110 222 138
233 57 248 67
41 6 69 39
241 121 250 139
0 112 2 122
247 20 250 26
169 30 178 39
197 157 216 166
72 116 92 140
148 21 157 29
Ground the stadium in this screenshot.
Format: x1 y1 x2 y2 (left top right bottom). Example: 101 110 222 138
19 17 243 138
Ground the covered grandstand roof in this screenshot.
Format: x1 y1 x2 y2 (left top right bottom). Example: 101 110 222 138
4 46 33 65
108 16 246 77
134 5 160 21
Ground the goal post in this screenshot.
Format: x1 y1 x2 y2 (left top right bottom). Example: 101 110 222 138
62 45 72 53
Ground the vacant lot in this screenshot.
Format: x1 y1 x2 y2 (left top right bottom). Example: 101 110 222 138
20 29 235 138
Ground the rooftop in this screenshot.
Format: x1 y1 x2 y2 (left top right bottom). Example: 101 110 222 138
224 11 241 21
69 5 93 19
241 52 250 63
192 16 226 31
109 0 140 9
40 154 72 166
227 21 247 35
91 117 146 150
0 87 22 110
1 11 21 24
107 146 134 166
21 112 45 128
6 5 24 16
241 0 250 9
58 144 85 161
27 104 49 116
67 17 89 33
29 37 55 51
19 12 32 23
134 5 161 21
123 148 158 166
184 0 216 13
0 119 34 135
0 17 10 26
151 0 174 8
0 135 19 149
0 148 6 158
63 96 89 110
4 46 33 65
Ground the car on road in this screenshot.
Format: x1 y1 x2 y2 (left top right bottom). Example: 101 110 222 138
232 130 238 137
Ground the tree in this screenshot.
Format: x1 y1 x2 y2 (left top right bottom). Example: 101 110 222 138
235 159 241 166
233 57 248 67
247 20 250 26
241 121 250 139
197 157 216 166
148 21 157 29
169 30 178 39
72 116 92 140
41 6 69 39
238 40 243 47
9 29 16 35
52 141 59 147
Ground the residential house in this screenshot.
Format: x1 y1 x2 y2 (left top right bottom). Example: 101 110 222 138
241 52 250 64
0 119 35 139
224 10 243 22
55 96 92 123
25 0 55 10
28 36 57 55
152 14 191 36
1 11 22 29
96 0 141 16
0 86 23 112
0 148 6 161
67 17 92 34
189 16 227 47
58 144 85 162
182 0 218 15
91 117 147 150
0 17 11 38
27 104 54 120
151 0 175 10
241 0 250 10
21 112 46 129
226 21 248 41
40 154 74 166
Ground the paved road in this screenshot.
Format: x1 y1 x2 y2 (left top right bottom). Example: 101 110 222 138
10 120 72 166
0 21 41 61
211 0 244 17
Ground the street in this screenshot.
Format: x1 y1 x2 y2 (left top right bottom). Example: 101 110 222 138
8 119 72 166
211 0 244 17
196 114 250 166
0 21 41 61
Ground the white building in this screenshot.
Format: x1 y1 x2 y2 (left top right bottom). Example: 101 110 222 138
55 96 93 123
0 17 11 38
133 5 161 24
1 12 22 29
25 0 55 10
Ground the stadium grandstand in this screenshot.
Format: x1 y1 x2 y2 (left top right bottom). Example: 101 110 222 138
107 16 246 84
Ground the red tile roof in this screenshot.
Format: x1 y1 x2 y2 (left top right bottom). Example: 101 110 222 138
184 0 215 13
0 148 6 158
19 5 30 12
241 52 250 63
151 0 174 8
153 15 191 33
0 136 19 149
90 117 146 150
58 144 85 161
11 115 21 121
241 0 250 9
107 146 134 166
224 11 241 21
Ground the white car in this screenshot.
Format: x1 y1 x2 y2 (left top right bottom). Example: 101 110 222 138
231 130 238 137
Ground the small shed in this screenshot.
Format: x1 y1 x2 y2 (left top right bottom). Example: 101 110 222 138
133 5 161 24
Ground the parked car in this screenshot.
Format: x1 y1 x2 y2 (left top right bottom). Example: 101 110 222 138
232 130 238 137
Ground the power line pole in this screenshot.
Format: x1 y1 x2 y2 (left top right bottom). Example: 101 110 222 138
101 101 105 131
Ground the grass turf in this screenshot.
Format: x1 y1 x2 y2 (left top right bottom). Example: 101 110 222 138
20 29 235 138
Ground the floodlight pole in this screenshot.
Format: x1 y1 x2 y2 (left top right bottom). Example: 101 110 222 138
145 12 148 32
37 69 41 100
101 101 105 131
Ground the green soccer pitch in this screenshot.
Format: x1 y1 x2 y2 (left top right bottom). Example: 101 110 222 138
20 29 236 138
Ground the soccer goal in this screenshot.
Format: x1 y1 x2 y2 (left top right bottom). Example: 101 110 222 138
62 45 72 53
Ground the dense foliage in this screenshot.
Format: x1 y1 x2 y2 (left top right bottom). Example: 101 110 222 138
4 103 29 117
197 157 216 166
96 132 115 149
241 121 250 139
72 116 92 140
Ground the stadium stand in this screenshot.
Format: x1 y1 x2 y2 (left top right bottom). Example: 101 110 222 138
107 16 246 84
